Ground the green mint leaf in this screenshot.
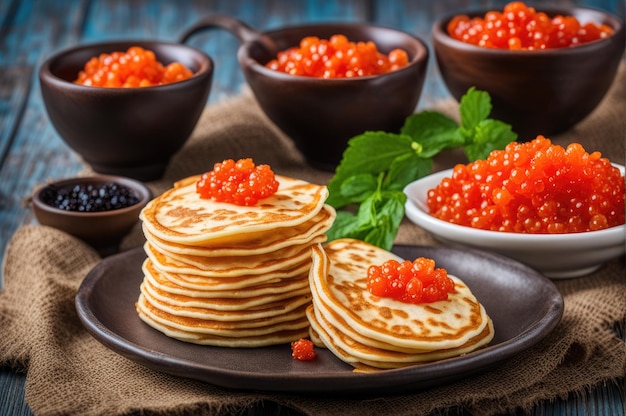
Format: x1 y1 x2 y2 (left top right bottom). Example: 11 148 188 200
383 152 432 191
459 87 491 130
339 173 377 203
326 131 413 208
400 111 460 157
362 191 406 250
465 119 518 161
364 219 394 251
355 191 378 227
325 211 367 242
379 191 407 229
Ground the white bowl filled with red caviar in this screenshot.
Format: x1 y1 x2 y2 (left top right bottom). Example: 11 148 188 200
403 136 625 279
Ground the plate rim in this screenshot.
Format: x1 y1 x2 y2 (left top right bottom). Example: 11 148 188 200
75 244 564 394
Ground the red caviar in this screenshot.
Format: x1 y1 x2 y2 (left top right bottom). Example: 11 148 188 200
427 136 625 233
265 34 409 78
196 158 279 206
74 46 193 87
291 338 317 361
367 258 455 304
447 1 614 50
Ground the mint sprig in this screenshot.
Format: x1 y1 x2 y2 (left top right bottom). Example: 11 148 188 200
326 87 517 250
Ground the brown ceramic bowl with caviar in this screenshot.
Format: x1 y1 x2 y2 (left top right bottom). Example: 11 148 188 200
39 41 213 181
432 6 625 141
180 15 429 171
31 175 152 255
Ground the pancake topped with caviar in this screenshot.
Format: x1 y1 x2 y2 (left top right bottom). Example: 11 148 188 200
306 238 494 370
140 173 329 246
135 158 336 348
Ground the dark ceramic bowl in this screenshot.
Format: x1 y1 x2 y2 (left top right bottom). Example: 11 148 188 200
39 41 214 181
432 6 625 141
31 175 151 255
180 15 429 171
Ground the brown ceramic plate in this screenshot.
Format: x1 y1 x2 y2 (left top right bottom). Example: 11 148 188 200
75 245 563 395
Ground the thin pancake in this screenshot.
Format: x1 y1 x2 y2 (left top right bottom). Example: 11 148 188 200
137 306 310 347
142 257 309 293
140 175 329 245
309 239 493 351
141 281 311 321
145 241 315 278
143 262 310 306
152 236 326 271
142 204 335 257
137 293 310 336
306 303 493 368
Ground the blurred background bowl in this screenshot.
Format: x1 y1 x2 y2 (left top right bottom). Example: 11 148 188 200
403 165 626 279
432 6 625 141
39 40 214 181
181 15 429 171
31 175 151 256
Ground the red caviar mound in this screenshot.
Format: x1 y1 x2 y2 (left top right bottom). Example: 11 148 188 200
196 158 279 206
427 136 625 233
367 258 455 304
447 1 614 50
265 34 409 78
291 338 317 361
74 46 193 87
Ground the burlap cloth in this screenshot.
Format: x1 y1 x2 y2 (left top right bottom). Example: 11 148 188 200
2 60 625 415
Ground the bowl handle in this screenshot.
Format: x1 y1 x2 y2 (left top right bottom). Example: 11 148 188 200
178 14 279 56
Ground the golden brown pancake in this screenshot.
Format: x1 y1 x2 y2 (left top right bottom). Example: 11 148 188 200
136 173 334 348
137 304 310 347
307 239 494 369
140 175 330 245
142 204 335 257
142 257 309 292
144 241 316 278
137 294 310 347
142 260 311 308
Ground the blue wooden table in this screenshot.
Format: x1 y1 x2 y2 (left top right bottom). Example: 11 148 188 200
1 0 624 415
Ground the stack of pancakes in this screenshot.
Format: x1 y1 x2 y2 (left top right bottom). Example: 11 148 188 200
307 239 494 370
136 174 335 347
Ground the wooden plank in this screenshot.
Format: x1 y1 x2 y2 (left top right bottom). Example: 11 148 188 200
0 67 31 165
0 369 31 416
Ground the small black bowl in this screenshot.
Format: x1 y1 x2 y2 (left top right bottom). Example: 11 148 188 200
31 175 151 255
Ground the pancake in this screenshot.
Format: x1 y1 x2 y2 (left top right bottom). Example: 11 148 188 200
137 294 310 347
140 175 330 245
136 172 334 348
143 260 310 306
141 278 311 321
307 305 494 370
137 294 310 335
145 241 315 278
307 239 494 369
137 304 310 347
142 204 335 257
142 257 310 292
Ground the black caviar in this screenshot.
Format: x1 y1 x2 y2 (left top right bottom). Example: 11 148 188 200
40 182 140 212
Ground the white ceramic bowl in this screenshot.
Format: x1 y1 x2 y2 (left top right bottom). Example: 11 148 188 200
403 165 625 279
